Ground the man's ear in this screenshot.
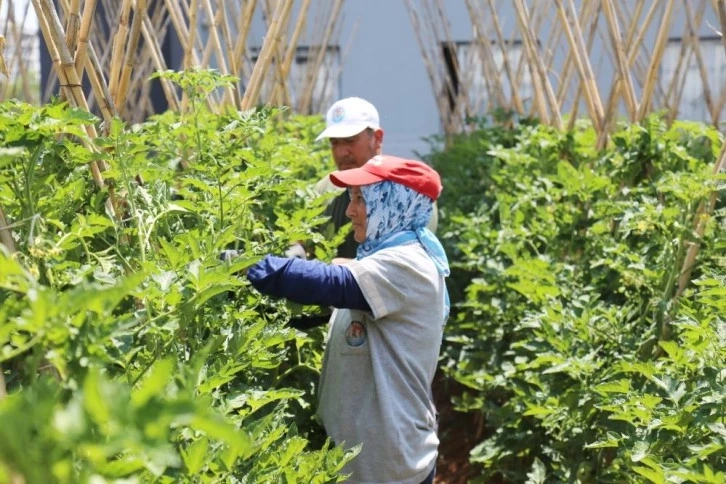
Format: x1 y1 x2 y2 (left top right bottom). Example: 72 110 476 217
374 128 384 151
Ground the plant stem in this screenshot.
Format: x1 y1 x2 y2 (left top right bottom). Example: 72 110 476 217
275 363 319 387
115 127 146 262
0 366 6 399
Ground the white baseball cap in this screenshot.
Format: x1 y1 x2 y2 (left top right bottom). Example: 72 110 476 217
315 97 380 141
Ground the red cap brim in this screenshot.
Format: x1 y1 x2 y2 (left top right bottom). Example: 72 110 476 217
329 167 385 188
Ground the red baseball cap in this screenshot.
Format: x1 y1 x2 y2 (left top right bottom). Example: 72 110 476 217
329 155 443 201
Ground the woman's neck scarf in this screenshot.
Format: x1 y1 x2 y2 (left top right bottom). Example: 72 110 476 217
356 181 450 321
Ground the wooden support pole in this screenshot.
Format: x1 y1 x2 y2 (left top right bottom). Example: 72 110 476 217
240 0 294 110
297 0 343 114
637 0 677 120
32 0 117 218
487 0 524 113
601 0 638 121
0 206 16 252
74 0 97 77
554 0 604 131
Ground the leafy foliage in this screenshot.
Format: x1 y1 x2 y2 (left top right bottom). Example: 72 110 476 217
426 117 725 482
0 70 352 482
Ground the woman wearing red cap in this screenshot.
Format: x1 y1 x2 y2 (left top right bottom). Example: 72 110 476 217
246 156 449 484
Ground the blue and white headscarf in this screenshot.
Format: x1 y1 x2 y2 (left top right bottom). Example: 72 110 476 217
356 180 450 320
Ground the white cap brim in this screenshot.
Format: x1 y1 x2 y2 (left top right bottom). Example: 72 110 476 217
315 123 374 142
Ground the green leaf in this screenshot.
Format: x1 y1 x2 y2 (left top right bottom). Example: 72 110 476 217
83 369 111 427
181 437 209 474
526 458 547 484
594 379 631 394
631 441 650 462
190 413 253 459
133 358 175 407
633 465 664 483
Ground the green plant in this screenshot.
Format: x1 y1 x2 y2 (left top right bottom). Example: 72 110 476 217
429 116 725 482
0 69 352 482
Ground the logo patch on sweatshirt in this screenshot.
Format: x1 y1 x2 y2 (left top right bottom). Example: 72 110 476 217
345 321 367 347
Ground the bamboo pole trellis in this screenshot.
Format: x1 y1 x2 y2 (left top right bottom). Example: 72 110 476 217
0 0 347 252
404 0 726 140
2 0 345 121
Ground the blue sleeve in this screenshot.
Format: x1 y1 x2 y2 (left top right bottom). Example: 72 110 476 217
246 255 371 311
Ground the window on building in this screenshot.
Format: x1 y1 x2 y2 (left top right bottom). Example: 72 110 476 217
660 36 726 123
442 39 533 116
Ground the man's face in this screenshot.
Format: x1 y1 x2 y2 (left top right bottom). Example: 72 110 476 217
329 128 383 171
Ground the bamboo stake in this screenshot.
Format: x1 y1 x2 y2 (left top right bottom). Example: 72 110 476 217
108 0 131 103
435 0 473 130
19 0 36 101
663 9 696 117
625 1 661 68
601 0 638 121
2 0 34 101
514 0 560 123
34 1 73 101
297 0 342 114
185 0 199 68
85 40 119 124
65 0 80 52
513 0 548 123
0 206 16 252
617 0 670 110
321 19 358 111
416 0 456 133
261 0 293 107
565 2 602 131
557 0 598 118
419 0 457 131
74 0 97 77
712 82 726 126
200 0 218 67
539 1 568 90
423 0 460 133
200 0 236 104
115 0 146 113
717 0 726 52
405 0 449 133
258 0 278 104
554 0 602 130
240 0 294 110
232 0 258 81
486 0 524 113
163 0 200 67
683 0 716 124
57 0 118 125
511 3 535 117
271 0 312 108
666 0 707 123
637 0 677 120
216 0 242 106
134 0 180 111
620 0 646 78
32 0 116 219
658 3 726 353
676 144 726 295
0 364 6 399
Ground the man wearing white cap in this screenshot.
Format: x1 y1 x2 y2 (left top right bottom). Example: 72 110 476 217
315 97 437 259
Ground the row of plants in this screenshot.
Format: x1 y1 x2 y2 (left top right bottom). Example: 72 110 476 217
2 68 724 482
0 70 351 482
426 116 725 482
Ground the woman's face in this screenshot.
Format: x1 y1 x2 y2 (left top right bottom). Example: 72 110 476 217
345 186 368 243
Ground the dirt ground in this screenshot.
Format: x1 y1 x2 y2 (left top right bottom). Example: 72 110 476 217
432 372 480 483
